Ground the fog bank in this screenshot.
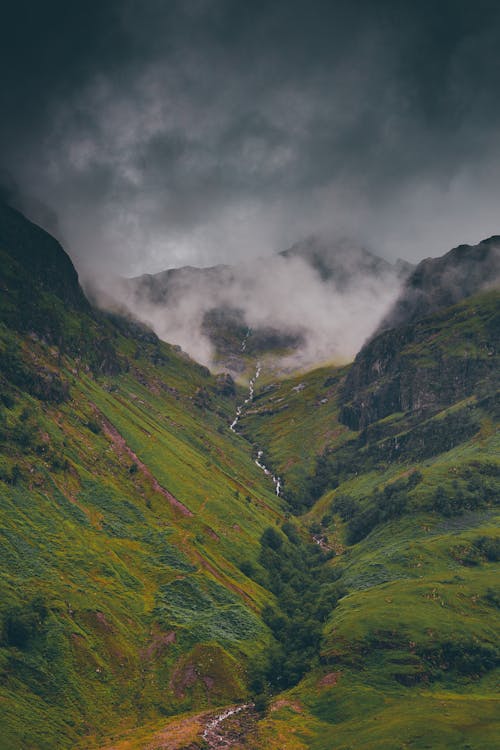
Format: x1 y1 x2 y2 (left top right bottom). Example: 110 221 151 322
88 237 408 373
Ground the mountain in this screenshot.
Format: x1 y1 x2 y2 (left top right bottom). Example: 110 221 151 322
96 236 412 376
238 291 499 750
128 263 235 305
0 207 498 750
279 234 412 284
0 204 287 748
0 203 89 312
378 236 500 332
339 237 500 430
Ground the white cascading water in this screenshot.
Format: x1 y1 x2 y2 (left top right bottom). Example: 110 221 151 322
202 703 254 747
229 339 281 496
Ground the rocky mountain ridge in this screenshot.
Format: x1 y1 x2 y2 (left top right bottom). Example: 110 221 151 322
340 237 500 430
0 202 88 311
378 235 500 332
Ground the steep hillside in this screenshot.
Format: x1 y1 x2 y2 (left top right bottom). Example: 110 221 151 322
0 205 290 748
338 237 499 433
0 202 89 312
341 290 499 430
239 289 499 750
378 236 500 332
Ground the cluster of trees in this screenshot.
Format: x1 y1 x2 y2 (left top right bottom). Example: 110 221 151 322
429 472 499 516
417 639 499 679
326 463 499 547
1 597 48 649
329 465 499 547
246 524 345 698
330 472 423 544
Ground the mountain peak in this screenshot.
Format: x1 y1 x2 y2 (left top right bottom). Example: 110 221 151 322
96 236 410 374
378 236 500 332
279 235 407 284
0 201 88 310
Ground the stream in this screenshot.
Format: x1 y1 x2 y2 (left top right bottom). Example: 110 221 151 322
202 703 255 748
229 357 281 496
255 450 281 496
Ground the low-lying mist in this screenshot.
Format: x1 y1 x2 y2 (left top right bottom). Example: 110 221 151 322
87 237 410 375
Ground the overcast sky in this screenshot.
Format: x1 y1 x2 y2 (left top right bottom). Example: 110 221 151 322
1 0 500 275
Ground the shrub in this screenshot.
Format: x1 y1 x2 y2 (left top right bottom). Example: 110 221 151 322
261 526 283 550
2 597 48 649
344 472 422 544
282 521 300 545
476 536 500 562
417 640 499 678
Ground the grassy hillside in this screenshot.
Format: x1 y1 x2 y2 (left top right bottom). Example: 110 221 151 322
0 317 296 748
239 291 500 749
0 204 498 749
0 205 294 748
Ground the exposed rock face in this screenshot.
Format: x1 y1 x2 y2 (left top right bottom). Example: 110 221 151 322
340 318 496 430
339 238 500 431
215 371 236 396
378 237 500 332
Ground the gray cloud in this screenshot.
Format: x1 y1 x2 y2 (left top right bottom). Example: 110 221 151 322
2 1 500 274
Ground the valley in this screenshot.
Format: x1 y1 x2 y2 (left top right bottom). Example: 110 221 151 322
0 203 498 749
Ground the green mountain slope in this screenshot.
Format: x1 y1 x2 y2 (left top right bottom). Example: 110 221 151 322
0 205 289 748
0 204 498 749
240 291 499 750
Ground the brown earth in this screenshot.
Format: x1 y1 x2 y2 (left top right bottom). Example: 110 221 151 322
318 671 342 687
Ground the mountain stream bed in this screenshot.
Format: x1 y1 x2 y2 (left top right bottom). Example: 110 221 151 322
229 358 281 496
201 703 256 748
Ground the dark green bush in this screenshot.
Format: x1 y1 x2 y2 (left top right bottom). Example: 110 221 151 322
261 526 283 551
2 597 48 649
418 640 499 678
345 472 423 544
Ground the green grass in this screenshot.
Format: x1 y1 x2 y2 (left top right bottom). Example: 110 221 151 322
0 325 285 748
235 292 499 749
0 218 498 749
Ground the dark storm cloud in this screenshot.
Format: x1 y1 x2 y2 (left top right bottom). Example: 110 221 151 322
2 1 500 273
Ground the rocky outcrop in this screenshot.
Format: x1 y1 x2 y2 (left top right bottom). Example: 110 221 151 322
378 237 500 332
340 291 499 430
339 237 500 431
215 371 236 396
280 234 412 285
